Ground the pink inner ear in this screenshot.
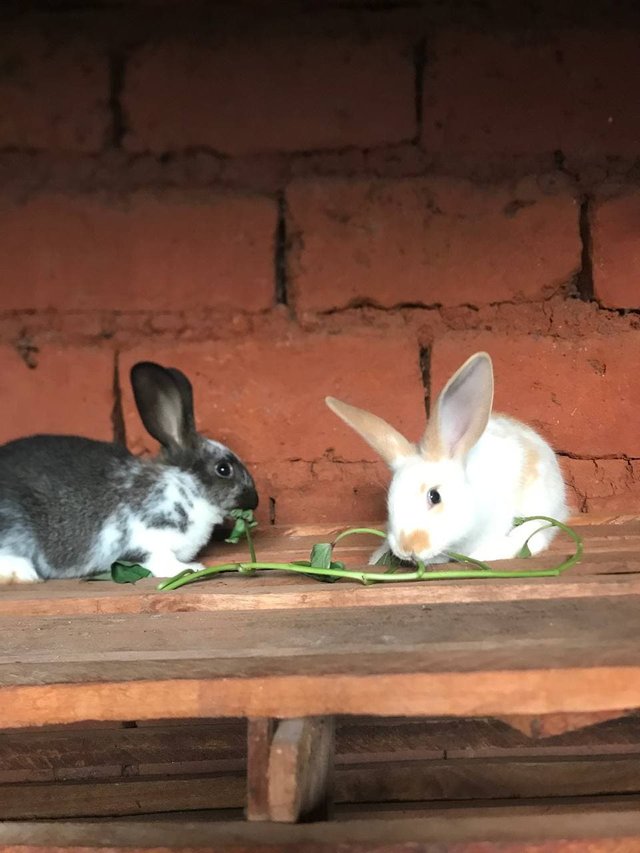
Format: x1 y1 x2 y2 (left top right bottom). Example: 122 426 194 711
438 357 493 458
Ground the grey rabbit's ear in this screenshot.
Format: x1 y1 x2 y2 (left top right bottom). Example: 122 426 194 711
130 362 197 451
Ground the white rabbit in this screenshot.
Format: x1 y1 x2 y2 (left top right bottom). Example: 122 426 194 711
326 351 567 565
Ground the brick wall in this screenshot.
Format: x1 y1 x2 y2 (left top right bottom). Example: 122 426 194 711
1 0 639 524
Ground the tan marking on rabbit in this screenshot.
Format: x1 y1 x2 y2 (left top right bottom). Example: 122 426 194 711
400 529 431 554
326 351 567 564
521 442 540 494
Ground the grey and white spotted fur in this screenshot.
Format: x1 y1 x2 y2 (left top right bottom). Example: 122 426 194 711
0 361 258 582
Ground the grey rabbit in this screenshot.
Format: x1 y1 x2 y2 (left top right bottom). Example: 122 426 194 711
0 361 258 582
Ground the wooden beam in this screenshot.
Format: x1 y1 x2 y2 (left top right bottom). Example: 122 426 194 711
4 800 640 851
2 753 640 820
499 710 636 738
268 716 335 822
246 718 274 821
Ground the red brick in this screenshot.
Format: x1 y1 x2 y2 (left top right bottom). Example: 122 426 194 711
592 192 640 309
119 335 425 522
430 332 640 457
0 346 114 444
123 37 414 155
424 31 640 164
564 458 640 516
0 33 109 152
252 461 387 525
288 177 579 313
0 192 276 312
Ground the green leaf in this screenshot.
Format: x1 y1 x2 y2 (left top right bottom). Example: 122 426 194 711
373 548 403 570
310 542 334 569
306 543 341 582
516 541 532 559
110 561 153 584
85 571 113 582
308 572 341 584
225 509 258 545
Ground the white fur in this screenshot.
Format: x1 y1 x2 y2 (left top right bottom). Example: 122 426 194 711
99 469 224 578
0 555 41 584
327 352 567 567
382 414 567 564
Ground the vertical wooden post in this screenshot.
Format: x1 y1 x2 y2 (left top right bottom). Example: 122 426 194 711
246 716 335 823
246 717 275 821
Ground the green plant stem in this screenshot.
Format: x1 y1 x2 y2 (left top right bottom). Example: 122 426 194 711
158 559 562 591
332 527 387 544
157 513 582 591
447 515 582 574
245 525 257 564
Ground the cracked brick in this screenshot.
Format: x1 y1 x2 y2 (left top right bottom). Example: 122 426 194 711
423 31 640 168
564 457 640 515
0 191 276 312
288 176 580 314
123 36 415 155
430 332 640 458
0 346 114 443
592 191 640 309
0 32 110 152
119 335 425 522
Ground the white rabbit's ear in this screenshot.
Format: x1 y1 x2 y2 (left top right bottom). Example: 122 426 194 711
325 397 415 467
421 352 494 461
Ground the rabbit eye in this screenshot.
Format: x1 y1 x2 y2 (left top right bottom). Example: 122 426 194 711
215 461 233 479
427 488 441 507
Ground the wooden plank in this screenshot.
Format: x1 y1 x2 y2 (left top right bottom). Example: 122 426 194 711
268 717 335 822
3 754 640 819
0 721 246 774
499 710 636 738
336 754 640 804
0 772 245 819
0 515 637 619
246 718 274 821
3 713 640 785
4 801 640 851
2 597 640 725
338 714 640 760
0 561 639 619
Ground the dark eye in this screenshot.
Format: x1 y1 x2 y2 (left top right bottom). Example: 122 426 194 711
215 461 233 479
427 488 441 506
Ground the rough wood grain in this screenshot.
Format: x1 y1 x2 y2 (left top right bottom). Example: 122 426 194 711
2 754 640 819
499 710 636 738
4 714 640 784
4 801 640 851
0 515 637 620
246 719 274 821
2 597 640 726
268 717 335 822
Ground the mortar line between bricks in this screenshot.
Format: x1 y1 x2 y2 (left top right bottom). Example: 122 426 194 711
274 191 289 306
108 49 127 149
558 452 640 462
111 352 127 447
413 35 427 143
419 346 431 419
576 195 595 301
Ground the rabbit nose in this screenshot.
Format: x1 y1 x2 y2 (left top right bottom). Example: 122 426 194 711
398 529 430 557
239 486 259 511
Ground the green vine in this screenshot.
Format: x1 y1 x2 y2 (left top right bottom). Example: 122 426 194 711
153 511 583 592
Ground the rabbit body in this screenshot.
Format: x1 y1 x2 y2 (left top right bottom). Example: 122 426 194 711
327 352 568 566
0 363 258 582
379 413 567 565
